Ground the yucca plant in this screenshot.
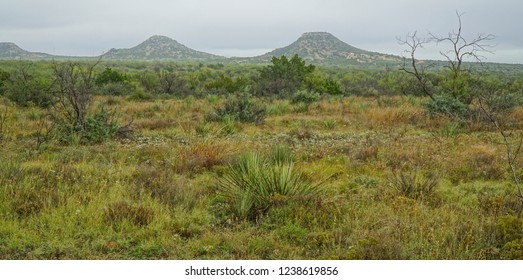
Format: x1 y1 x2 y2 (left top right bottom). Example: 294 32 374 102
269 144 294 165
218 151 320 220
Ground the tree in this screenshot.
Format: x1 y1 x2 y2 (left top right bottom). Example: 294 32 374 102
257 54 315 96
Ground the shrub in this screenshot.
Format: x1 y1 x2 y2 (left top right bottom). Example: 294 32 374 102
218 151 321 220
424 95 469 119
4 71 54 108
209 93 266 124
291 90 320 105
484 91 521 114
51 62 121 145
96 67 127 85
323 79 343 95
82 107 120 144
54 106 119 145
99 82 133 96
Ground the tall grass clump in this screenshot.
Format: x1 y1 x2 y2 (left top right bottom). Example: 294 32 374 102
208 92 266 124
389 171 439 201
218 151 321 221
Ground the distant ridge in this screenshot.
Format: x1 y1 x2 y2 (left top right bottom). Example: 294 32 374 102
102 35 223 60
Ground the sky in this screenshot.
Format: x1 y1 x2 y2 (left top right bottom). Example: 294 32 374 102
1 0 522 64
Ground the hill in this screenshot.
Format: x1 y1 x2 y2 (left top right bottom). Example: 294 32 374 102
102 35 223 61
0 42 53 59
241 32 401 66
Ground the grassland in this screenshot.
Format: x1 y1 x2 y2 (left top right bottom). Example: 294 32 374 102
1 90 523 259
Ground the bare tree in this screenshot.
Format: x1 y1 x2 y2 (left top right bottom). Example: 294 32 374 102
51 59 100 130
429 11 495 77
398 32 435 101
399 12 495 102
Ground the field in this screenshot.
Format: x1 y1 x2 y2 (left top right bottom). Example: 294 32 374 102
0 60 523 259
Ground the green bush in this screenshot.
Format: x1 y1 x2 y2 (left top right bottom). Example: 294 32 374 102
291 90 320 105
424 95 470 119
4 72 54 108
54 106 119 145
218 152 321 220
96 67 127 85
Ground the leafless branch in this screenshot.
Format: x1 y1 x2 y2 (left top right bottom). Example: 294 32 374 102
397 31 435 100
430 11 495 74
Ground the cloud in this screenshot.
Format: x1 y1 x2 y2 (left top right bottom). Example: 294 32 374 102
0 0 522 63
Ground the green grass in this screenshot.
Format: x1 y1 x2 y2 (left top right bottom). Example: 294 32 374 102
0 92 523 260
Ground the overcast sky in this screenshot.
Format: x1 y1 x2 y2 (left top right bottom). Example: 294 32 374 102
1 0 522 64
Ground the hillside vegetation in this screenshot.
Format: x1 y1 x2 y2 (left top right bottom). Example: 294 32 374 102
1 57 523 259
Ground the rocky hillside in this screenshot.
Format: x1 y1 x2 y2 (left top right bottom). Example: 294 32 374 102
103 35 223 60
